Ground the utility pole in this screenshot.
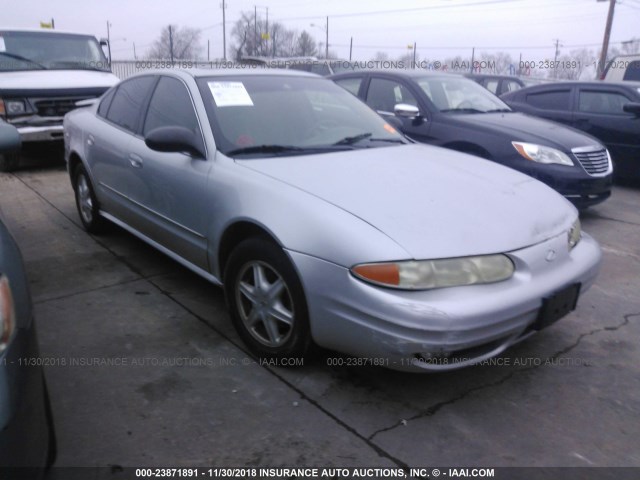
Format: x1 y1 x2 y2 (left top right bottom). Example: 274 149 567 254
597 0 616 77
470 47 475 73
51 18 55 29
169 25 174 63
222 1 227 61
106 21 112 65
133 42 137 60
553 38 561 78
254 6 258 56
207 40 210 61
325 16 329 59
349 37 353 62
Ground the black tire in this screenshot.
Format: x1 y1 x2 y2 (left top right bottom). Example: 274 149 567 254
224 237 313 361
0 152 20 172
73 164 107 233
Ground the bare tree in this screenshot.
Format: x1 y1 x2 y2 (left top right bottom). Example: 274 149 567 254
294 31 317 57
479 52 515 74
147 25 202 60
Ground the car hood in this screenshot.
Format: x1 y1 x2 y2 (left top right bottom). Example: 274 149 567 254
449 112 601 150
239 144 576 259
0 70 119 90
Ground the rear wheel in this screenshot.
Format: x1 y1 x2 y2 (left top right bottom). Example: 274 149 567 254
0 152 20 172
224 238 313 361
73 165 107 233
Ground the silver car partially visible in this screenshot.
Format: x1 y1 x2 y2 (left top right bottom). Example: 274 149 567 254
63 70 601 372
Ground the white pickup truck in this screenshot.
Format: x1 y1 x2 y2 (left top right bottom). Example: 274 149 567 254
0 28 119 171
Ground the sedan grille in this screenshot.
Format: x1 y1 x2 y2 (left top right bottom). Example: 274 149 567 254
572 147 610 176
34 98 90 117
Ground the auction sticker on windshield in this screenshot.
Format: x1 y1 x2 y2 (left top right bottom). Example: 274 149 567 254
208 81 254 107
0 37 6 52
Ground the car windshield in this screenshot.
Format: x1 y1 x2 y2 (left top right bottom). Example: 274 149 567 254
416 76 511 113
198 75 407 157
0 31 110 72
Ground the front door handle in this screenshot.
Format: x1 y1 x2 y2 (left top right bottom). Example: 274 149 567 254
128 153 143 168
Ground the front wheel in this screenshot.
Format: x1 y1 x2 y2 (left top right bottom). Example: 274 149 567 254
73 165 107 233
224 238 313 361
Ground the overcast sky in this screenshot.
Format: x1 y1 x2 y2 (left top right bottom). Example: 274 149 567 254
3 0 639 64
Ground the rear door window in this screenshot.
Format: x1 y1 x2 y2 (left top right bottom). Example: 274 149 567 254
526 90 571 110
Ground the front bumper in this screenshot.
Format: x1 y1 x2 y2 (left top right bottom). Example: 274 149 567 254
16 124 65 142
289 231 602 372
514 160 613 209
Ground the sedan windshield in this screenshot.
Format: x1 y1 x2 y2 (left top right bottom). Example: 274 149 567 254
0 31 110 72
197 75 407 157
416 76 511 113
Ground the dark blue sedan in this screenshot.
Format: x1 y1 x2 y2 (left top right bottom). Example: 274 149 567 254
331 70 614 208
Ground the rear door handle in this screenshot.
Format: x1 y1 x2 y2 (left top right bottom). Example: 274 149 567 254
128 153 143 168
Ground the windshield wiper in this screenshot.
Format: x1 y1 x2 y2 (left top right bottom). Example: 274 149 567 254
333 133 406 146
485 108 512 113
333 132 372 145
440 108 485 114
0 52 47 70
227 145 307 156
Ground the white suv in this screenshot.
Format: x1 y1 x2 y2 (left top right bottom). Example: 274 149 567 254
0 29 119 171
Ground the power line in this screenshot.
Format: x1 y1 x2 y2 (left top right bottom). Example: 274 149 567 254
270 0 529 22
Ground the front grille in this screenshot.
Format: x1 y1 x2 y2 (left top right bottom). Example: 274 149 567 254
34 98 90 117
572 147 610 176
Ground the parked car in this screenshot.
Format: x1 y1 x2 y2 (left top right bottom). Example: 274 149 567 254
464 73 542 96
0 210 56 472
0 28 119 171
501 81 640 181
238 56 353 76
601 54 640 82
64 69 601 372
331 69 613 208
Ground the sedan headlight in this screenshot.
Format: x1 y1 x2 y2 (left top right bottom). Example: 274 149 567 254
0 275 16 352
512 142 574 166
351 254 514 290
568 218 581 250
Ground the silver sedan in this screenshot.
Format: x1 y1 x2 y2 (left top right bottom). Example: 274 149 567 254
63 69 601 371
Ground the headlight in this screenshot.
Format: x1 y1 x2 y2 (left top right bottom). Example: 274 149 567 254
512 142 574 166
351 254 514 290
0 275 16 352
4 100 26 116
568 218 581 250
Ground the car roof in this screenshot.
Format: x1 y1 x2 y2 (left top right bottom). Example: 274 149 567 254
0 28 99 37
515 80 640 91
125 68 322 81
331 68 463 80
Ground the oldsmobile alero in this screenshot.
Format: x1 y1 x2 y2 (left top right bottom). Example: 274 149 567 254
63 70 601 371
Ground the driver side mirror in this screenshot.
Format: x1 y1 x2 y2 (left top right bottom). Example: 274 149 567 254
623 102 640 116
145 126 205 158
